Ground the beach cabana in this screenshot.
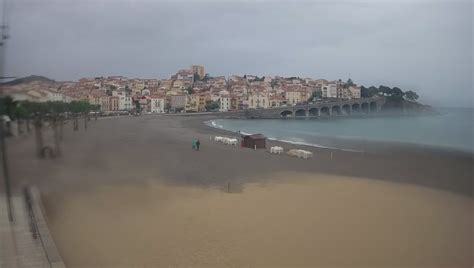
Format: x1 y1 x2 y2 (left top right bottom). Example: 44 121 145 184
242 134 266 149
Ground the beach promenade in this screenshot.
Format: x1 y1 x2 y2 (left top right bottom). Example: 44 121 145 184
0 194 49 267
1 187 65 267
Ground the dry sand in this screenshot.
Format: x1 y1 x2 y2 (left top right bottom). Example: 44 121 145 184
46 173 472 267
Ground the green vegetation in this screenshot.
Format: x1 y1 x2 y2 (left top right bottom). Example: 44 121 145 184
404 90 419 101
195 73 211 82
185 86 194 95
0 75 55 86
343 78 355 89
205 100 219 111
361 85 419 102
133 99 141 113
0 96 99 119
308 90 322 102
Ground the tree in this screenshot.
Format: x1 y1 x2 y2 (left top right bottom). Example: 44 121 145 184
344 78 355 89
14 104 27 119
361 86 379 98
391 87 404 100
270 79 277 89
202 73 211 82
185 87 194 95
68 101 93 114
205 100 219 111
347 78 354 86
378 85 391 96
0 96 18 119
133 99 141 113
404 90 419 101
308 90 322 102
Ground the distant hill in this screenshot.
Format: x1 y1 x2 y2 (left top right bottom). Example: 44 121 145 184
1 75 56 86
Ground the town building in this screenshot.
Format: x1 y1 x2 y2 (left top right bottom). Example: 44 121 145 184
170 94 187 112
149 95 165 113
248 92 269 109
219 94 230 112
285 90 307 105
109 96 119 111
191 65 205 79
348 86 361 99
322 84 337 98
100 96 110 112
118 93 133 110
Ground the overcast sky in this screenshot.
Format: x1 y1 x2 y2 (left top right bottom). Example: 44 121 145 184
2 0 473 107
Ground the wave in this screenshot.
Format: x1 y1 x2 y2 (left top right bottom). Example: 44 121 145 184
205 120 364 153
205 120 224 129
267 138 364 153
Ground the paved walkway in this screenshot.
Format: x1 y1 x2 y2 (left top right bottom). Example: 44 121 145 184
0 194 50 267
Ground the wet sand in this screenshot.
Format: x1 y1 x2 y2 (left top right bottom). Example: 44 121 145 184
2 114 473 267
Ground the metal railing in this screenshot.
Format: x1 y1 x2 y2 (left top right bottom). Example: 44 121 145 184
23 186 54 268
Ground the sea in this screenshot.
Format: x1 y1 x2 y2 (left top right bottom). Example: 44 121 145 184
206 107 474 153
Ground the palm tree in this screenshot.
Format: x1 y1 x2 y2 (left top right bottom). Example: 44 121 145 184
0 96 17 119
14 104 27 134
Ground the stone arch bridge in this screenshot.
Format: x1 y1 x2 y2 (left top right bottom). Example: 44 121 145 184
243 97 386 119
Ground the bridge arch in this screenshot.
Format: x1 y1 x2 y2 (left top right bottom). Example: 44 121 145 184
352 103 360 113
320 106 330 116
280 110 293 117
294 109 307 117
361 102 369 113
331 105 342 116
342 104 351 115
308 107 319 117
370 101 377 112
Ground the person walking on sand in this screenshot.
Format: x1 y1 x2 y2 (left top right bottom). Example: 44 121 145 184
196 139 200 151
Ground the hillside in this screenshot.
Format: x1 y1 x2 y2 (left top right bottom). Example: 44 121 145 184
1 75 56 86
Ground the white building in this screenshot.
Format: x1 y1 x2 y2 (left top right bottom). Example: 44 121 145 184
150 96 165 113
218 89 230 111
219 96 230 112
118 94 133 110
285 90 303 105
248 92 269 109
46 90 66 102
322 84 337 98
348 86 361 99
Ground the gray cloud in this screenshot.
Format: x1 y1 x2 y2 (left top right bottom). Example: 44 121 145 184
2 0 473 107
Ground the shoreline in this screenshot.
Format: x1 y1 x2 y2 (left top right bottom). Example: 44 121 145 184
177 114 473 196
197 114 474 156
178 113 473 156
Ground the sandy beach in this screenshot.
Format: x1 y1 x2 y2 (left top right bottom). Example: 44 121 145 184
2 114 473 267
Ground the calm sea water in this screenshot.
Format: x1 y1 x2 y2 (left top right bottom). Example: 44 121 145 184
207 108 474 153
